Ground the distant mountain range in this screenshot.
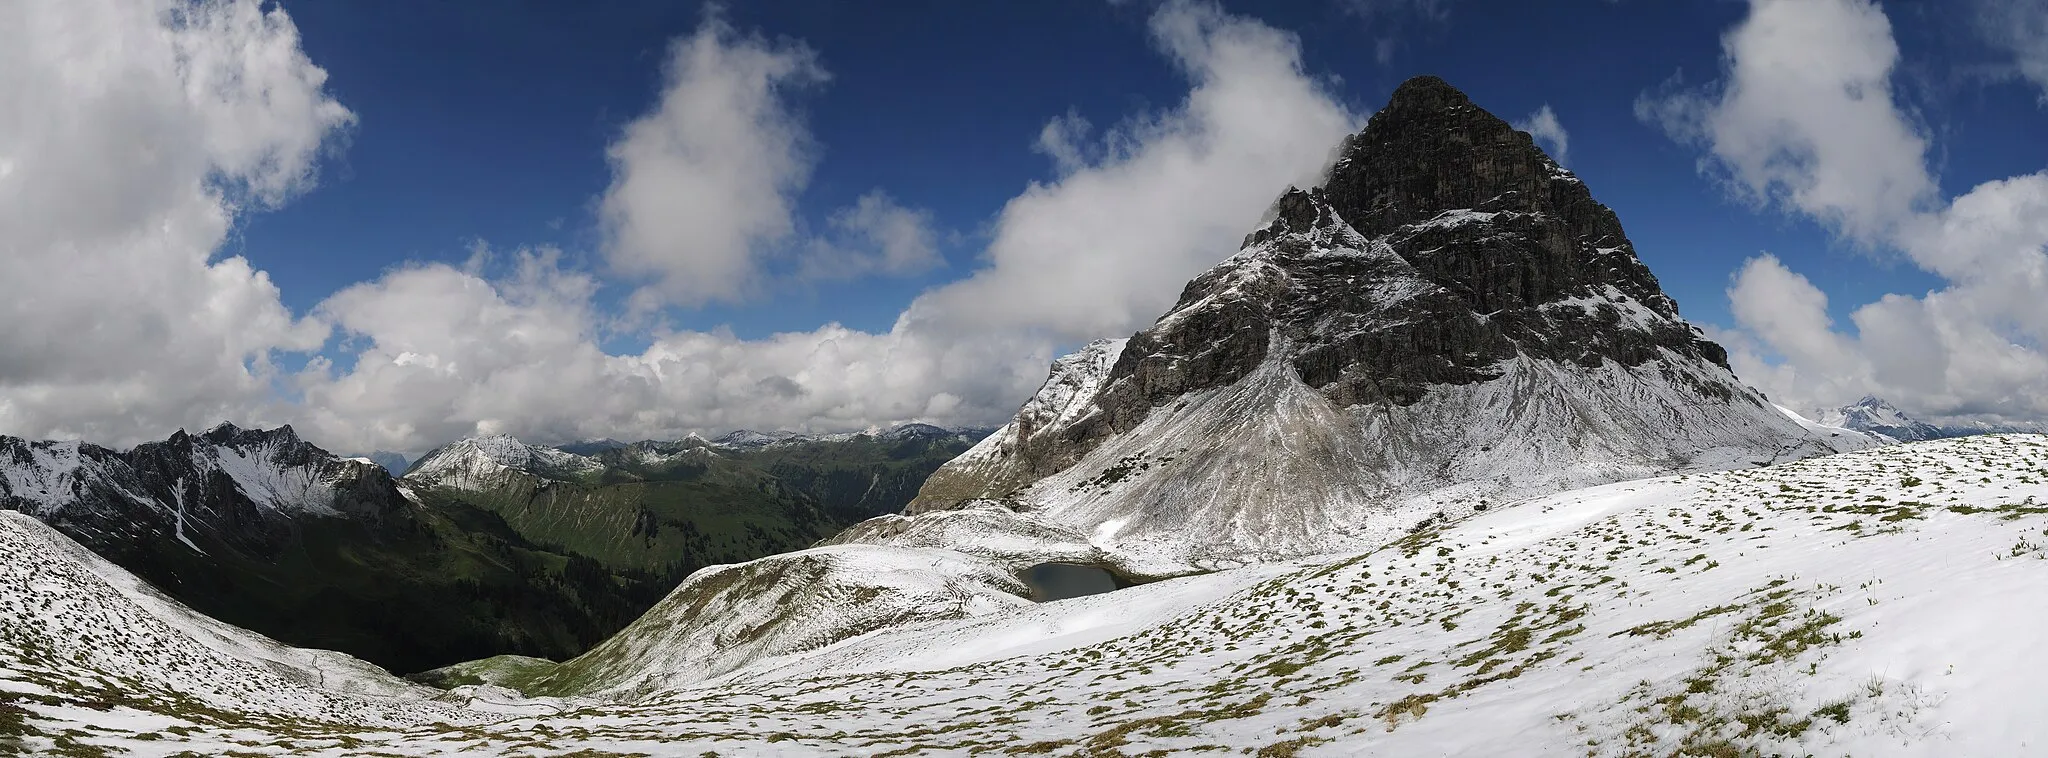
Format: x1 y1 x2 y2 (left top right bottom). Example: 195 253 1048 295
0 421 988 674
1819 396 2046 442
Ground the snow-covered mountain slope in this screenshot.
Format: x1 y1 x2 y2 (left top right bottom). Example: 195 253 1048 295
914 338 1129 506
710 429 807 449
0 438 159 540
821 504 1112 572
905 76 1879 573
1820 396 1945 442
28 434 2043 755
0 510 498 754
404 434 605 486
175 423 393 517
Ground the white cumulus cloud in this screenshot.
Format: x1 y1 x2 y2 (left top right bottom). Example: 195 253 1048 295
296 248 1044 452
598 11 826 309
906 0 1359 343
0 0 351 446
1513 104 1569 165
1644 0 2048 426
598 11 944 310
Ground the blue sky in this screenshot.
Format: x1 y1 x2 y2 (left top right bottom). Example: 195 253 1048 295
3 0 2046 452
241 0 2034 338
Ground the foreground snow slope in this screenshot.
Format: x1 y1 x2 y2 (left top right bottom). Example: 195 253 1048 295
0 511 503 755
6 435 2046 756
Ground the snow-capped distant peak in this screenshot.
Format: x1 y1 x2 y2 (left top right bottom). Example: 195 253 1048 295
404 434 602 486
709 429 802 449
876 423 960 442
1820 396 1944 443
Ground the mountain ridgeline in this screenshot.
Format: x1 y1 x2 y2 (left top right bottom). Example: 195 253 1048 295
0 422 986 674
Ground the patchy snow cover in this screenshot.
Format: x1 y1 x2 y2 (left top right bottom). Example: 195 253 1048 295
520 544 1035 701
1409 207 1504 231
0 510 502 754
9 436 2045 755
921 339 1881 577
822 504 1110 570
193 430 353 516
709 424 985 450
709 429 805 449
8 434 2039 753
3 425 391 536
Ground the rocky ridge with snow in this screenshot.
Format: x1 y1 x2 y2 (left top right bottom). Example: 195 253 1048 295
1 422 404 557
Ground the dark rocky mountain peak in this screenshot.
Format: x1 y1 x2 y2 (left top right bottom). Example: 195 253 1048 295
906 75 1871 569
199 421 303 449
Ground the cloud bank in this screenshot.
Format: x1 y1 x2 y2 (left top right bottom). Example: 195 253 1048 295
1644 0 2048 426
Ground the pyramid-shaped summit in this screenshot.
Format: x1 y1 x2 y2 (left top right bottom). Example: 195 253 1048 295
907 75 1873 574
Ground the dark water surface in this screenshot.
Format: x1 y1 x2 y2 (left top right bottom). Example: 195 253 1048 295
1021 563 1128 602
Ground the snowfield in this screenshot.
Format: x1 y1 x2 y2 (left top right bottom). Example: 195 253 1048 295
3 435 2046 756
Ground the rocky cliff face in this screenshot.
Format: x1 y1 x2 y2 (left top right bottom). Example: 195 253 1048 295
1 422 404 556
905 76 1876 572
